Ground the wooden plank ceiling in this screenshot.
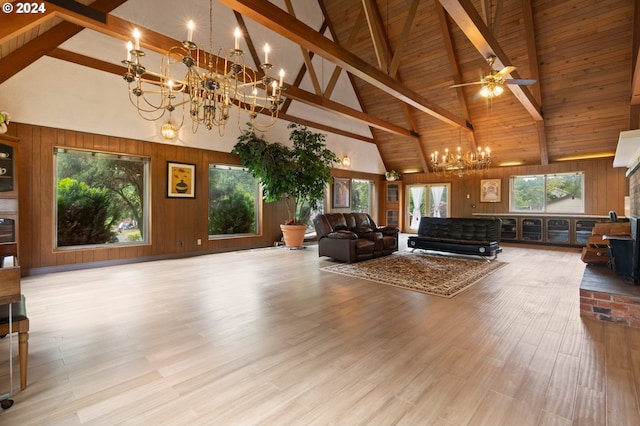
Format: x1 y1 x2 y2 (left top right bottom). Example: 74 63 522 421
0 0 637 173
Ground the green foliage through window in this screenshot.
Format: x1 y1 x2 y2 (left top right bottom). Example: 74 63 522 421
55 148 149 248
510 172 584 213
208 165 259 236
351 179 373 213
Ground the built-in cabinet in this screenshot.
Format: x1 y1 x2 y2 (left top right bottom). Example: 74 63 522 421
0 136 18 247
546 219 571 244
383 181 403 229
475 214 608 246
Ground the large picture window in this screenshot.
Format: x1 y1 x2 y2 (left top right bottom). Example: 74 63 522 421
55 148 150 248
510 172 584 213
208 165 259 237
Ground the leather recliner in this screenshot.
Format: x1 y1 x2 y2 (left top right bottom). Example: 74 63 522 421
313 212 399 263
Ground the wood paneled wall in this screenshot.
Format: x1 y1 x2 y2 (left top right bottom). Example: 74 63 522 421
10 123 297 275
7 121 628 274
381 158 628 230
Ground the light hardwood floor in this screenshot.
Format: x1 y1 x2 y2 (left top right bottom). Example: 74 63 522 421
1 239 640 425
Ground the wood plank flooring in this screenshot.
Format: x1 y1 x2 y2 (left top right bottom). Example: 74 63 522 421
1 239 640 425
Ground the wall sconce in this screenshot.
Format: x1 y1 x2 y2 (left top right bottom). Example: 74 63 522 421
341 156 351 168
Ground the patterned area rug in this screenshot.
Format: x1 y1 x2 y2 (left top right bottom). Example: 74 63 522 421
321 251 507 298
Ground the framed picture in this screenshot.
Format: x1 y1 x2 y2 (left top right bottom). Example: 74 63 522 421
480 179 501 203
333 177 351 208
167 162 196 198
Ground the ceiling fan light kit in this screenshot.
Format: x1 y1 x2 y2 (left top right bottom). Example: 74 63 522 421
450 55 536 99
122 0 285 137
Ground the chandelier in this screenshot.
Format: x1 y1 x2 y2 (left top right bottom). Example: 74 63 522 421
122 0 285 138
430 146 492 176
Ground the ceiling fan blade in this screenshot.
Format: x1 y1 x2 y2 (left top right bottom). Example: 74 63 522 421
504 79 537 85
450 82 483 88
495 65 516 78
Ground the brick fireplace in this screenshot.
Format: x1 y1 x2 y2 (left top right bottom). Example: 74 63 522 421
579 138 640 327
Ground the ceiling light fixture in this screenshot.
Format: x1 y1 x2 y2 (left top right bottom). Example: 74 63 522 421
479 81 504 98
122 0 285 137
161 121 178 140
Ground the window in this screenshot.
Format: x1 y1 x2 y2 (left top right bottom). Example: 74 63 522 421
351 179 374 214
208 165 259 237
407 183 450 231
55 148 149 248
510 172 584 213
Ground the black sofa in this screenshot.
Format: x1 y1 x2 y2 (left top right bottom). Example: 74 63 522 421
408 216 502 259
313 212 399 263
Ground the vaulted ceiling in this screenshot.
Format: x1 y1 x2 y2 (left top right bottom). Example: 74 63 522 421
1 0 638 173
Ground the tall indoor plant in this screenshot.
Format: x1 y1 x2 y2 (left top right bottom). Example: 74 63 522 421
232 123 338 247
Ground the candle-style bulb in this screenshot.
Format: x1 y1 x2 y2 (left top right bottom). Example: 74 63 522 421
264 43 270 64
279 69 285 87
133 28 141 51
187 20 194 43
234 27 241 50
126 41 133 62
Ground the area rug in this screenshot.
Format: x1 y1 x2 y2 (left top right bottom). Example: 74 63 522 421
321 251 507 298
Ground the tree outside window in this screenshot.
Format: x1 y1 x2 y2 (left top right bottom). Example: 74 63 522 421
208 165 259 237
351 179 373 213
510 172 584 213
55 149 149 247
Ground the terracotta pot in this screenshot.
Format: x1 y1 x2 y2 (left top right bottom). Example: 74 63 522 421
280 224 307 248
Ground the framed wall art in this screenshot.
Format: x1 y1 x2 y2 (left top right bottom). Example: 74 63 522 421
167 162 196 198
332 177 351 208
480 179 501 203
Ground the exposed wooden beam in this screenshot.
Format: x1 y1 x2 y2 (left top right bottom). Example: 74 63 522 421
0 21 82 84
388 0 420 78
436 0 477 151
0 7 57 44
361 0 429 171
218 0 471 131
361 0 390 72
0 0 128 84
522 0 548 165
439 0 543 121
233 11 261 70
284 84 418 139
277 111 375 144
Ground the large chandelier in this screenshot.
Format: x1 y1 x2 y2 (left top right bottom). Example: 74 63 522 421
122 0 285 138
430 145 491 176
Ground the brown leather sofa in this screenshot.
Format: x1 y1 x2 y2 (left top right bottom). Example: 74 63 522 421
313 212 399 263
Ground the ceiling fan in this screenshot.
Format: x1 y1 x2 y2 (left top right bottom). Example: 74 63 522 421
450 55 536 98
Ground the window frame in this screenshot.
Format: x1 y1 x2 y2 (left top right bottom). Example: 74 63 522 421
207 164 261 239
54 147 151 250
509 172 585 213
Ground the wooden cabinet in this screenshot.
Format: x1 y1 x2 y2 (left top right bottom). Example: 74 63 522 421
521 218 543 242
575 219 600 245
383 181 403 229
0 136 18 248
546 219 570 244
500 217 518 240
474 214 608 246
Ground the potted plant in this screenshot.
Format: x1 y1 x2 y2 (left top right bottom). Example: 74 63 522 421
0 111 10 134
385 170 401 181
232 123 338 248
